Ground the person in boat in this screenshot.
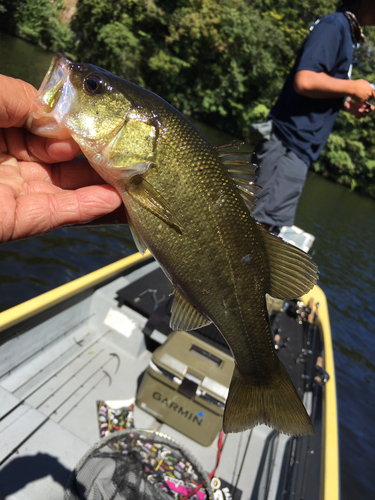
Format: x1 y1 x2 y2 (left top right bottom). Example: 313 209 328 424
0 75 125 243
252 0 375 234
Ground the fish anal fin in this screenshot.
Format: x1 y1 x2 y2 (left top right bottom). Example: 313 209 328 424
259 227 318 299
128 176 183 234
170 288 212 331
223 361 314 436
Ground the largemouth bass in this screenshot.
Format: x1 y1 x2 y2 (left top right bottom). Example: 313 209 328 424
27 54 318 435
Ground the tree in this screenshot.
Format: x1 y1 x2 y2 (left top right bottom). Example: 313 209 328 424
2 0 375 197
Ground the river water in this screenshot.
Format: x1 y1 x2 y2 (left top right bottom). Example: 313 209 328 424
1 32 375 499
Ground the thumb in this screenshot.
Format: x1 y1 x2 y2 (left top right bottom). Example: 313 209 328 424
0 75 37 128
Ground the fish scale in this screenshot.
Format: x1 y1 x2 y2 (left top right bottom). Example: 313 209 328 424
124 123 274 378
27 54 318 436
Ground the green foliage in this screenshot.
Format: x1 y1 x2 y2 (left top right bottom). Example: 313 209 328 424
67 0 337 136
0 0 19 32
68 0 164 84
0 0 344 134
315 108 375 197
248 104 271 124
2 0 375 197
0 0 72 51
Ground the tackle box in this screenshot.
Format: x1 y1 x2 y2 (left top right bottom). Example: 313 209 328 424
136 330 234 446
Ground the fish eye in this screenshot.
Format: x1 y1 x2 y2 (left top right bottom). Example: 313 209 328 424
84 75 103 95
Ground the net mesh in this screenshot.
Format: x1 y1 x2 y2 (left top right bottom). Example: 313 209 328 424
64 429 213 500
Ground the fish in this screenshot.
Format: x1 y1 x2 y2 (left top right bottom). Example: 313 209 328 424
27 54 318 436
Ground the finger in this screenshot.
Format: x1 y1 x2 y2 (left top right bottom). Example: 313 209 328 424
50 158 108 189
2 127 81 164
0 75 37 128
75 204 128 227
11 185 123 241
26 132 81 163
19 158 109 189
3 127 31 161
357 104 369 113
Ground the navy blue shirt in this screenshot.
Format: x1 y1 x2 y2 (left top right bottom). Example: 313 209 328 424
269 12 354 166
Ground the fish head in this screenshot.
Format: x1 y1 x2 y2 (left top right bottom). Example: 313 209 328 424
27 54 158 180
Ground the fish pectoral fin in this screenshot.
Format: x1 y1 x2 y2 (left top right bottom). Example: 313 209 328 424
128 217 148 255
127 177 183 234
170 288 212 331
223 362 314 436
260 227 318 299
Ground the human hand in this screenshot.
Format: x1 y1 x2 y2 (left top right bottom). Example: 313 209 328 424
0 75 125 244
349 79 375 103
344 96 374 118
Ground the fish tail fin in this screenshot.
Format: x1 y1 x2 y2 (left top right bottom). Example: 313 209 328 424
223 360 314 436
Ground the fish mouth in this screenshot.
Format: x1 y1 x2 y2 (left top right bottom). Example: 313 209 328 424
26 53 77 139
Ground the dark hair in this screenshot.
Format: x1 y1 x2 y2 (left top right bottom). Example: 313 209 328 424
340 0 361 13
338 1 364 44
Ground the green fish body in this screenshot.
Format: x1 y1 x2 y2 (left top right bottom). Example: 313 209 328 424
27 54 318 435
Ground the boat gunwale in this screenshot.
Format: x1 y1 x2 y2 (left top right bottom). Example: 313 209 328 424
301 285 340 500
0 251 151 335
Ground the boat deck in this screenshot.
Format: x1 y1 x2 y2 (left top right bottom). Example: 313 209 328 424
0 225 333 500
0 261 294 500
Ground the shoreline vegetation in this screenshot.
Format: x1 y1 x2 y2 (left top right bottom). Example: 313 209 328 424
1 0 375 198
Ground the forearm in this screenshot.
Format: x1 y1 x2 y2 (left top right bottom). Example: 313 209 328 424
294 70 374 102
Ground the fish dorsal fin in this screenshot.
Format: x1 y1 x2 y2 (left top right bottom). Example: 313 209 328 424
127 176 183 234
259 226 319 299
170 287 212 331
215 142 260 213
